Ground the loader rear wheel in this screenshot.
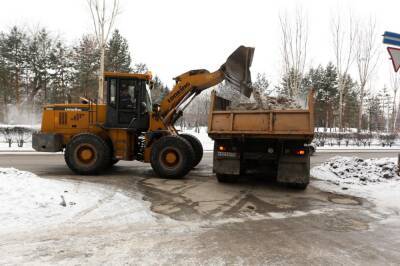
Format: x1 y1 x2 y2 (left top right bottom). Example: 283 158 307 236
65 133 111 175
180 134 203 168
151 135 195 179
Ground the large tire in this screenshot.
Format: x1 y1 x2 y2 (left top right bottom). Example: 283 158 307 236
64 133 111 175
216 173 237 183
180 133 203 168
150 135 195 179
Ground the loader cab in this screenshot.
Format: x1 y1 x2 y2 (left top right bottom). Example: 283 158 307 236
104 72 152 131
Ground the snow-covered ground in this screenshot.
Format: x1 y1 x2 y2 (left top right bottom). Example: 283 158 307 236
0 167 158 234
0 142 33 151
0 124 40 130
311 156 400 212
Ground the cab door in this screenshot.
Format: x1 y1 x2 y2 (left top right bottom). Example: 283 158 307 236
104 77 140 128
117 78 139 126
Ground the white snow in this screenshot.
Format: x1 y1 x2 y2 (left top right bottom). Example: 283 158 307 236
311 156 400 212
0 142 34 151
0 124 40 130
0 168 157 234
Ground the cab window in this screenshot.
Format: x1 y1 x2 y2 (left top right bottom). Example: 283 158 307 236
109 79 117 106
119 79 137 109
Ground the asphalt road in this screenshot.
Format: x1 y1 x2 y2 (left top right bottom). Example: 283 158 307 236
0 151 400 265
1 150 399 175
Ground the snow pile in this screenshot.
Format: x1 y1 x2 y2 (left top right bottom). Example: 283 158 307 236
311 156 400 211
0 168 157 233
217 87 303 111
311 156 399 185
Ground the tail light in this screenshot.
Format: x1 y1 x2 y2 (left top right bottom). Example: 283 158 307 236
294 149 306 156
218 145 226 151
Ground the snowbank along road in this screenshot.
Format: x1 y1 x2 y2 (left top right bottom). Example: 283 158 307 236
0 151 400 265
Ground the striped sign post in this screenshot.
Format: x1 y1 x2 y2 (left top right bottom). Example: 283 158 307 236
383 31 400 72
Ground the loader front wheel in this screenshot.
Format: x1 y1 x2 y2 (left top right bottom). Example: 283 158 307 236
151 135 195 179
65 133 111 175
180 134 203 168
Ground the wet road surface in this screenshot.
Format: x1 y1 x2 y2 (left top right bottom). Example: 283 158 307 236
0 151 399 265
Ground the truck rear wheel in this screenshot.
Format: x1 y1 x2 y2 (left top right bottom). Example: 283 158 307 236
64 133 111 175
180 133 203 168
151 135 195 179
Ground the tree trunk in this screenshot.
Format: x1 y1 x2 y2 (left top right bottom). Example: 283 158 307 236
338 77 344 132
98 44 105 103
357 83 365 133
15 68 20 109
392 90 398 132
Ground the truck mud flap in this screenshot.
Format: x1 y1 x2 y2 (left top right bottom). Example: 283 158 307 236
276 155 310 185
213 159 240 175
32 133 63 152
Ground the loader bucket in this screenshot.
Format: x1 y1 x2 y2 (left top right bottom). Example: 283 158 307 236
221 45 255 97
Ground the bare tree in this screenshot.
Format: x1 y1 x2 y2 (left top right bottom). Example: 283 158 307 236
87 0 120 103
331 12 358 132
185 92 211 132
390 71 400 131
279 8 308 99
355 18 379 133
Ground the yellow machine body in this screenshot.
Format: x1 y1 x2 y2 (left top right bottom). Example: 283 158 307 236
33 46 255 177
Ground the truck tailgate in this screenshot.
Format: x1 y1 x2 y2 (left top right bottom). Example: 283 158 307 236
208 90 314 139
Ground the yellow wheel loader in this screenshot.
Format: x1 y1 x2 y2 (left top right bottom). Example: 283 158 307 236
33 46 254 178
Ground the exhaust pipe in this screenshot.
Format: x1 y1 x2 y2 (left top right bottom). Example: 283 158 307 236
221 45 255 97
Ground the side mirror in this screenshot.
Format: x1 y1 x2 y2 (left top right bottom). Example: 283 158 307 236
152 103 160 112
148 80 155 90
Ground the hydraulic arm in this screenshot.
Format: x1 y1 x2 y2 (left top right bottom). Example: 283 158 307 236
155 46 255 129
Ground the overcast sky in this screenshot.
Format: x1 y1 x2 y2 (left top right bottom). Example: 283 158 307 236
1 0 400 91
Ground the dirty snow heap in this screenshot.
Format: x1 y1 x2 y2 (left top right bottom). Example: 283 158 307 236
216 86 303 110
311 156 400 211
311 156 399 185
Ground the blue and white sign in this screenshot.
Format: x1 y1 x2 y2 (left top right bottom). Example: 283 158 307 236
383 31 400 47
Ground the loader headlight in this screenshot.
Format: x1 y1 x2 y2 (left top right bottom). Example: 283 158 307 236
267 147 274 154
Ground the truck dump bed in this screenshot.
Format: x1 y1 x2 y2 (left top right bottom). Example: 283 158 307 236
208 90 314 142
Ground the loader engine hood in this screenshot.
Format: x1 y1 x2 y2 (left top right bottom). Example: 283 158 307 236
221 45 255 97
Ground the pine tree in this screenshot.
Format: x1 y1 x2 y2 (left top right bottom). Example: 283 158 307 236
1 26 28 108
341 74 359 130
150 75 168 104
252 73 270 95
301 63 338 129
105 29 131 72
0 33 12 121
49 41 74 103
71 35 99 100
25 28 53 105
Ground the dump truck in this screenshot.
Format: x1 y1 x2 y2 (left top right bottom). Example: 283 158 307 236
208 90 314 189
32 46 254 179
